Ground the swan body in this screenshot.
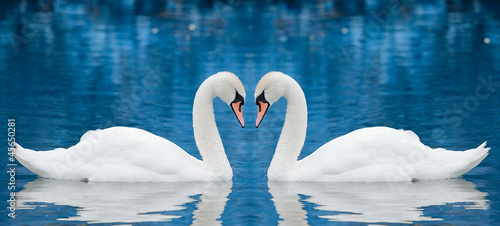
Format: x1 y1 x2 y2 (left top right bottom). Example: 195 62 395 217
15 72 246 182
255 72 489 182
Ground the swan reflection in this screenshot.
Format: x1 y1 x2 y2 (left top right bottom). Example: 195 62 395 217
17 179 232 224
269 179 488 224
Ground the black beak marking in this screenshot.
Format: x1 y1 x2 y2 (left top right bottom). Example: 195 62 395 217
256 91 268 111
232 91 245 109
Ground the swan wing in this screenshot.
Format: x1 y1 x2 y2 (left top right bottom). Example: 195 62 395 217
295 127 489 182
15 127 206 182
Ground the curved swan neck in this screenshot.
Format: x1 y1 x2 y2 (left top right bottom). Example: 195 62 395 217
269 79 308 179
193 79 232 179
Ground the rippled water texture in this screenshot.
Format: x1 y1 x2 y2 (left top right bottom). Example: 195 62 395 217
1 0 499 225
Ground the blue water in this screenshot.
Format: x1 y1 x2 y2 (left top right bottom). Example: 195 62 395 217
1 0 499 225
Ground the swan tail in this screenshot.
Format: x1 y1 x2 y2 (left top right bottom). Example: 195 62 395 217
420 142 489 180
15 143 47 177
448 141 490 178
461 141 489 173
15 143 72 179
14 143 34 170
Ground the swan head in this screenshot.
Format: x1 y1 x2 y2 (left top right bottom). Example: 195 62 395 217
211 71 246 128
254 71 292 128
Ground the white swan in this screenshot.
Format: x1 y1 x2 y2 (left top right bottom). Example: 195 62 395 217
255 71 490 182
15 71 246 182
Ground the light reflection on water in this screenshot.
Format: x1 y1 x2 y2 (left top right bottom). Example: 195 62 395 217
1 0 499 225
15 178 489 224
17 179 231 224
269 179 488 224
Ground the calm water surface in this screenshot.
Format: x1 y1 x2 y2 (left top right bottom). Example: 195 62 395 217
1 0 499 225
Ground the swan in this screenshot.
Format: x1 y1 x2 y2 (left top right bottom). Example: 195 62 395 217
15 71 246 182
254 71 490 182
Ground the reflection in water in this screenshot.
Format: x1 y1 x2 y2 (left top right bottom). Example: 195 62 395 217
1 0 499 224
269 179 488 224
17 179 231 224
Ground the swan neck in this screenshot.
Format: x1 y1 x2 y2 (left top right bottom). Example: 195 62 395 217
193 80 232 179
269 81 307 180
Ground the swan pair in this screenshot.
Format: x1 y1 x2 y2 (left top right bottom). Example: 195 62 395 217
15 71 490 182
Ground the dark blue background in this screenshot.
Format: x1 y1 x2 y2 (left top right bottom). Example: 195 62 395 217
0 0 499 225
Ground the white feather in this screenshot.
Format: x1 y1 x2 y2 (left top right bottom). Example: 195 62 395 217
15 72 246 182
256 72 490 182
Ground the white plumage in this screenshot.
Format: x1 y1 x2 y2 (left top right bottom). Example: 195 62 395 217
15 72 246 182
255 72 489 182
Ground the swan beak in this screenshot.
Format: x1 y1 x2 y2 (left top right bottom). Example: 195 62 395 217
255 101 269 128
231 101 245 128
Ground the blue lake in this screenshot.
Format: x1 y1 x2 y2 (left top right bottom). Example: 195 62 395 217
1 0 500 225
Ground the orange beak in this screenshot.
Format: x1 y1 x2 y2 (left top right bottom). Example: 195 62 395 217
231 101 245 128
255 101 270 128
